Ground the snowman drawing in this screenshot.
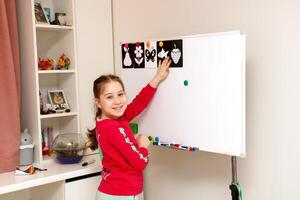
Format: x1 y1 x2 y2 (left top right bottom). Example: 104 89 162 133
123 44 132 67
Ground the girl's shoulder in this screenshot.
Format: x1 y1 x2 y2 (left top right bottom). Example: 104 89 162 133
96 119 129 140
96 118 127 130
96 118 115 126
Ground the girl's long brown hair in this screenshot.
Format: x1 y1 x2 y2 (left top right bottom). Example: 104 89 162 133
87 75 125 150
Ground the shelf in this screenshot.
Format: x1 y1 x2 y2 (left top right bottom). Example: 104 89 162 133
40 112 77 119
36 24 74 31
36 30 75 70
42 155 54 163
38 70 76 74
0 154 101 195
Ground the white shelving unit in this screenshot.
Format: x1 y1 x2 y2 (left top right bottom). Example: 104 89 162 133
17 0 80 165
13 0 114 199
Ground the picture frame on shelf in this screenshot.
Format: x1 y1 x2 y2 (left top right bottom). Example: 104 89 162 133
43 7 51 22
55 13 67 25
48 90 70 112
34 1 49 24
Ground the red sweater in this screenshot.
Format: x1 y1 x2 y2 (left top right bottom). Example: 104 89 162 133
96 84 156 195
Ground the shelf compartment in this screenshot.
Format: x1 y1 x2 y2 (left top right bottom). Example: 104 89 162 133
39 73 78 114
39 0 74 26
41 116 79 135
36 30 76 70
41 116 80 162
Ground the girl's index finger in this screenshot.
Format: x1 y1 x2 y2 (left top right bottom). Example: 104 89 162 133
164 58 171 68
163 57 169 65
167 58 172 66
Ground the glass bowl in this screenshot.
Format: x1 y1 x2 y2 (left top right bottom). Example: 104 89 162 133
52 133 86 164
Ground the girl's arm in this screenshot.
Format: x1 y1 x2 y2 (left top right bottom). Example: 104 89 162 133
107 126 149 171
123 57 171 121
123 84 156 122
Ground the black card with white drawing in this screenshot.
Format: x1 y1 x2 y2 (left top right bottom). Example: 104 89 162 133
122 43 135 69
144 41 157 68
133 42 145 68
157 39 183 68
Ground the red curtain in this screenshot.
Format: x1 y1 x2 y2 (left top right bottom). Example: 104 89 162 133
0 0 20 173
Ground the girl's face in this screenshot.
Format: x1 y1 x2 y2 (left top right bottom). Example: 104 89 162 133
96 81 127 119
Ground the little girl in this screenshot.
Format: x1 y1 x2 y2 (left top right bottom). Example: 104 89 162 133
88 57 171 200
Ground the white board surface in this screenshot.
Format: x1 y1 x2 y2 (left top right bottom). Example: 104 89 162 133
122 31 245 157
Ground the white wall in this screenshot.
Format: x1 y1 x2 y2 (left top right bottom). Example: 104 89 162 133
75 0 114 137
112 0 300 199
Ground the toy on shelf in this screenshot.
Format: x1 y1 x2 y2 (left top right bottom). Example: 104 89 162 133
38 57 55 70
42 128 51 156
15 165 47 175
39 91 44 114
42 127 54 156
57 53 70 70
19 128 34 166
38 53 70 70
40 91 55 115
41 103 70 115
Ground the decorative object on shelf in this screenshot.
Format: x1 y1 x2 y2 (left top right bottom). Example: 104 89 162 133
56 13 67 25
57 53 71 69
34 1 49 24
38 54 71 70
39 90 44 114
41 127 54 156
48 89 70 113
51 12 67 25
42 128 51 156
52 133 86 164
43 7 51 22
40 103 56 115
19 128 34 166
40 91 56 115
38 57 55 70
15 165 47 175
42 127 53 156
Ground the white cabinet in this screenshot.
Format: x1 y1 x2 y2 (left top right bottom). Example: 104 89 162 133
65 173 101 200
0 181 64 200
0 175 100 200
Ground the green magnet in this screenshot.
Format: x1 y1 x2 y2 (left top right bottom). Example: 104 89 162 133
184 80 189 86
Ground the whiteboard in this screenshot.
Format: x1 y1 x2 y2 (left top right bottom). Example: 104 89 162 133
121 31 245 157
